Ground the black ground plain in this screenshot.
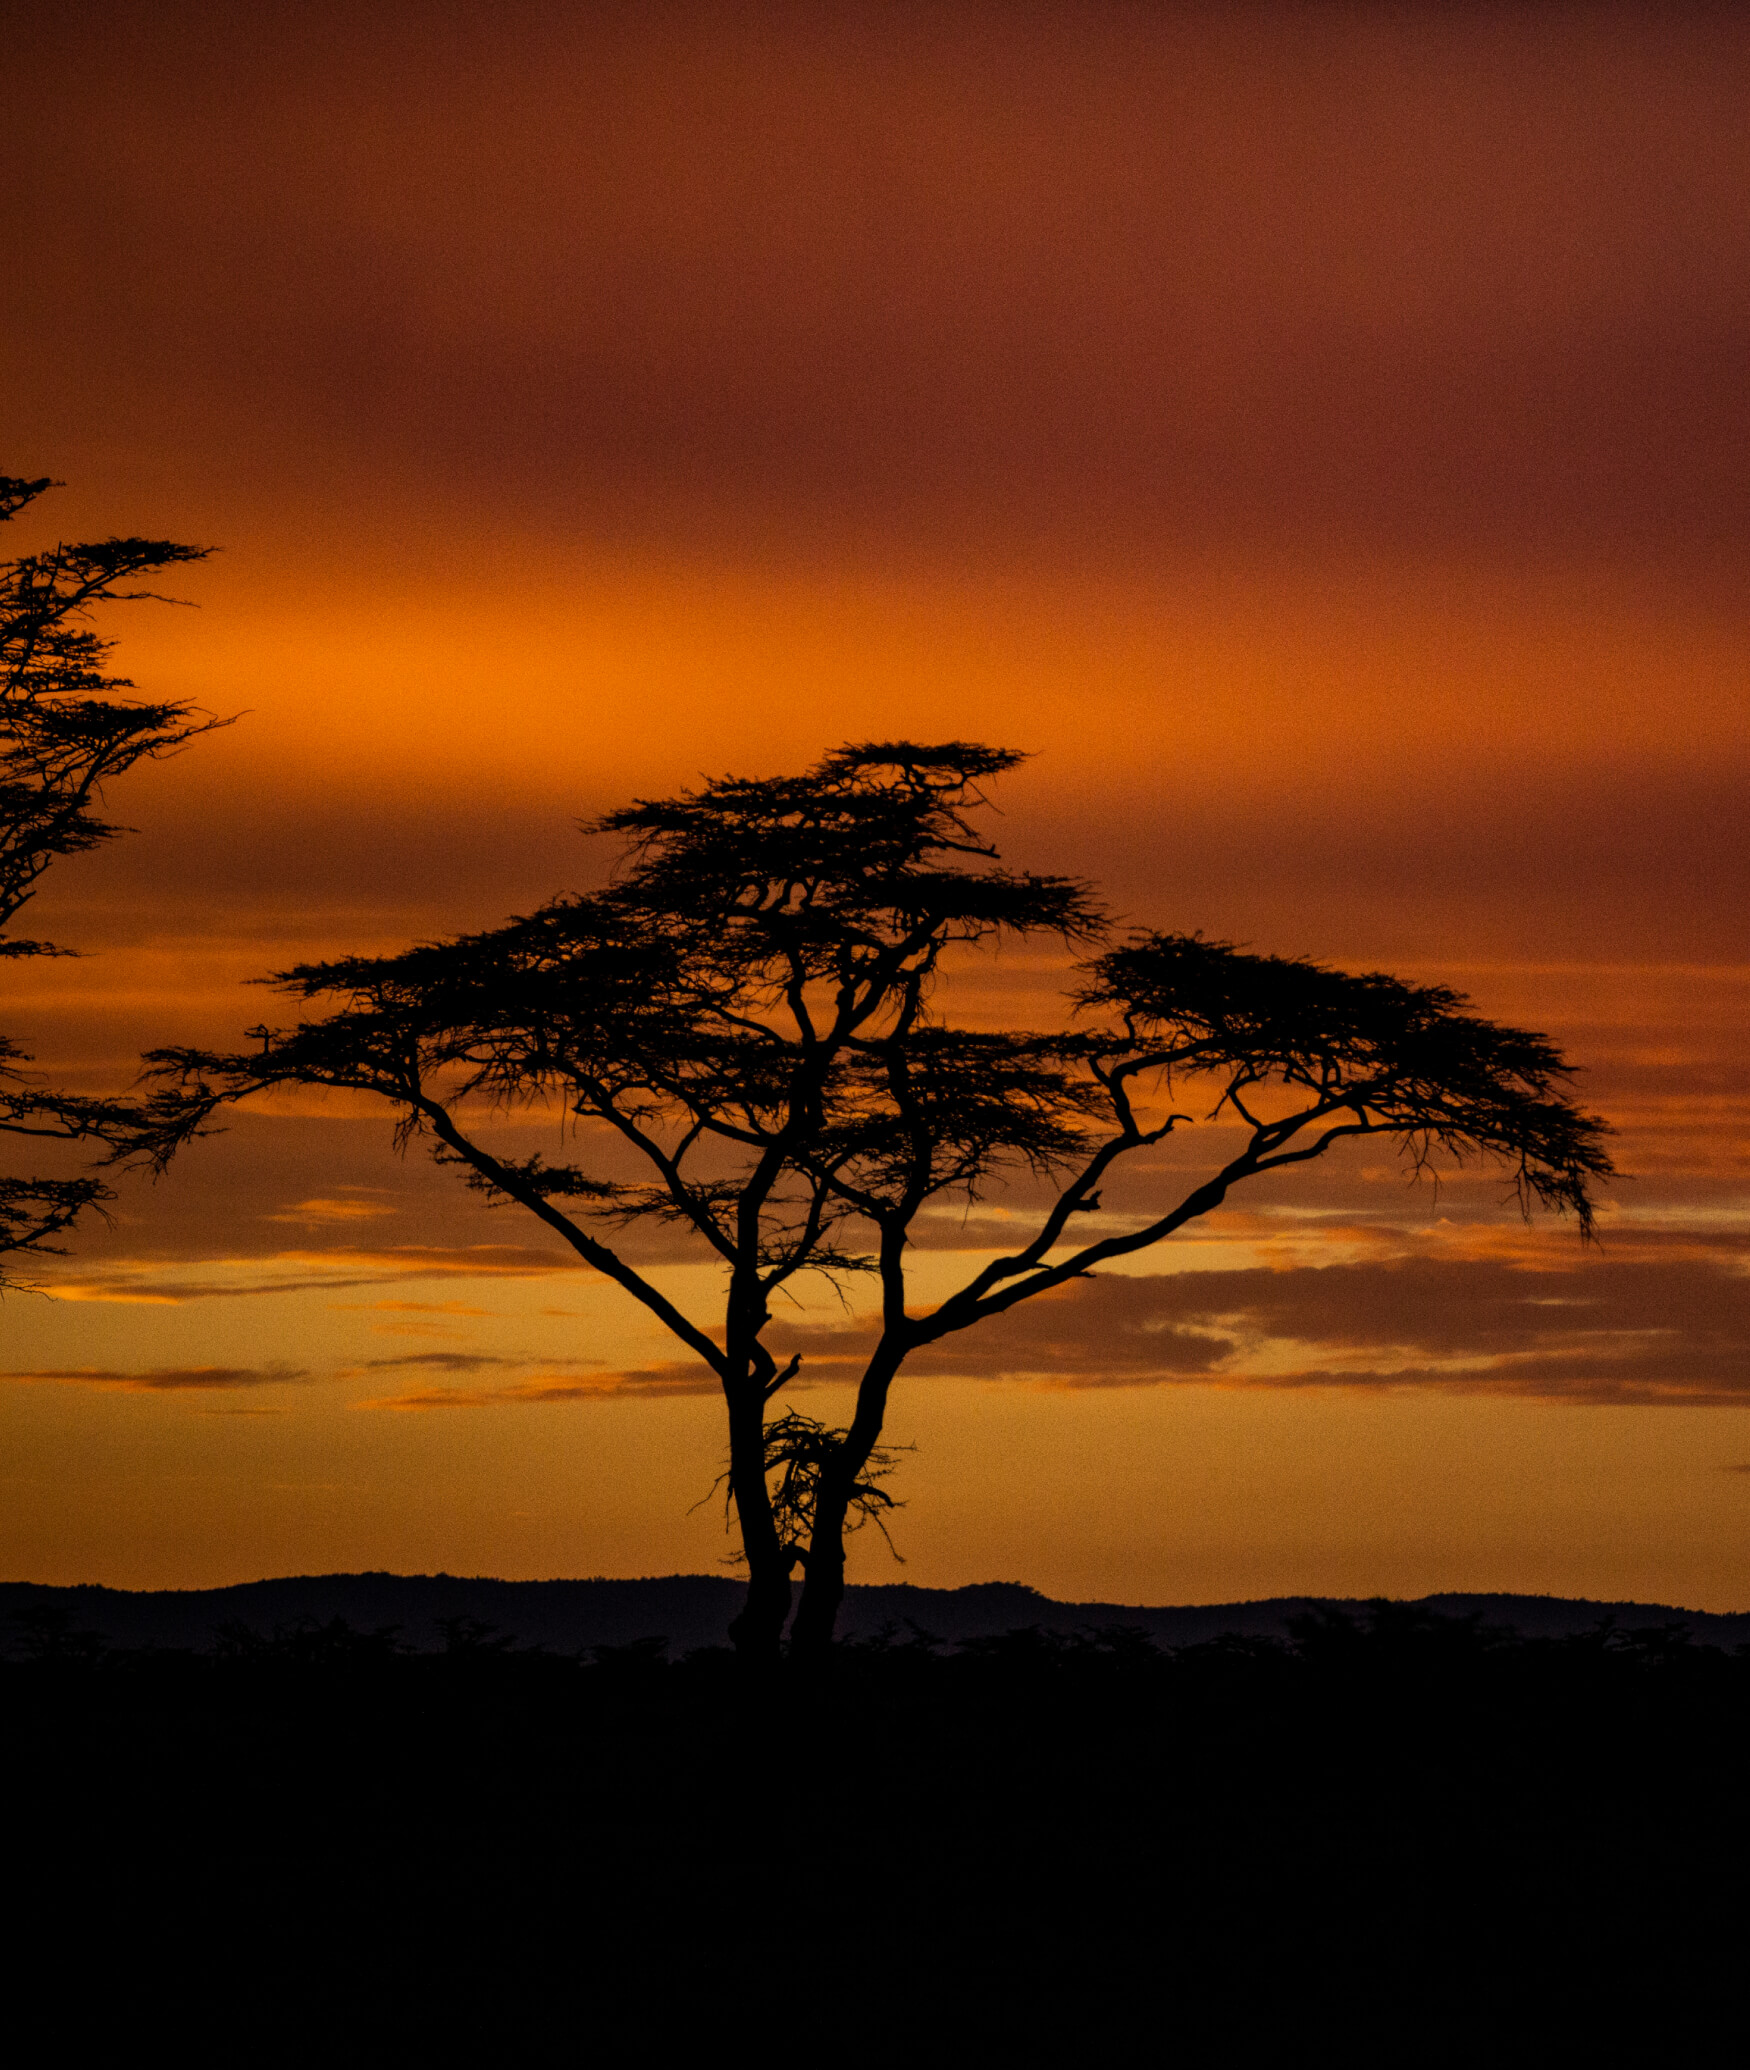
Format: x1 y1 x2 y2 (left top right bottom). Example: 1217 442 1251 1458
9 1580 1749 2057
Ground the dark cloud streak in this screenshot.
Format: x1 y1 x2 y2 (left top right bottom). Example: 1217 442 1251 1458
5 1363 308 1392
772 1251 1750 1405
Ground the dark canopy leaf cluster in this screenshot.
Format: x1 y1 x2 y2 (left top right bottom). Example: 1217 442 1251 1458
1082 931 1611 1231
148 744 1109 1285
0 475 216 1278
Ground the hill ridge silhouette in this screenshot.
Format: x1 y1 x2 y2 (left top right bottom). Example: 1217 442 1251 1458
5 1571 1746 1656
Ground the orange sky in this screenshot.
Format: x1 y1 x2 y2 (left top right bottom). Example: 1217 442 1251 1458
4 2 1749 1605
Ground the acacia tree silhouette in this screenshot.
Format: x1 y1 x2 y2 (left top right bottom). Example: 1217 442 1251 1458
0 475 216 1283
140 744 1612 1659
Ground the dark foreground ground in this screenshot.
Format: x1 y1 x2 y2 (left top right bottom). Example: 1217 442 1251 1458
9 1604 1748 2058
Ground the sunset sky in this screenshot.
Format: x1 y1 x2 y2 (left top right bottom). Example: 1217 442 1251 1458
5 1 1750 1608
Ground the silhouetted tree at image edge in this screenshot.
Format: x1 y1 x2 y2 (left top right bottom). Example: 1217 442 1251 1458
139 743 1613 1660
0 475 217 1284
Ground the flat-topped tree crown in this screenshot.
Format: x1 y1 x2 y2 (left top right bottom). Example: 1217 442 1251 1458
138 741 1613 1660
170 742 1105 1229
1079 933 1611 1234
595 740 1101 977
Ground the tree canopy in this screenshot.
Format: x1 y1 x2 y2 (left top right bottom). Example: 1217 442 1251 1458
0 474 216 1279
143 741 1613 1657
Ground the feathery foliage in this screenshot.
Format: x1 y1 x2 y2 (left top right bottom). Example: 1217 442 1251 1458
0 475 216 1279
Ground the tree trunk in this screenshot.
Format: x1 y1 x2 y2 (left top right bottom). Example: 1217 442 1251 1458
790 1344 904 1658
728 1551 793 1665
788 1484 850 1660
724 1390 791 1664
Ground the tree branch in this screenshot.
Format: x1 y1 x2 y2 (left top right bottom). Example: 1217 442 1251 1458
411 1096 728 1378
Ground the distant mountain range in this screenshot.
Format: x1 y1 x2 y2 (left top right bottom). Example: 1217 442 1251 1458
5 1572 1746 1656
